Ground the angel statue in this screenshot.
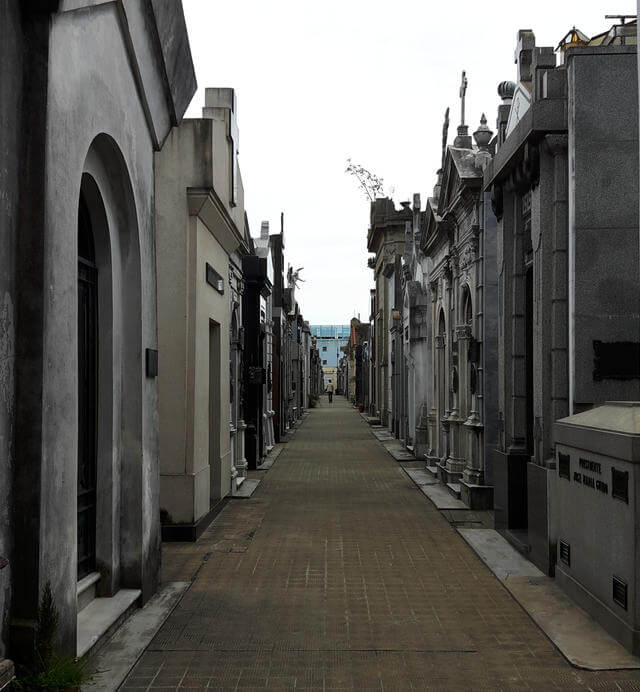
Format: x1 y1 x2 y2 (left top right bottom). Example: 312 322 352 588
287 265 305 289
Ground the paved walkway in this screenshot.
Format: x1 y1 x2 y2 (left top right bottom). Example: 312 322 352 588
122 401 640 690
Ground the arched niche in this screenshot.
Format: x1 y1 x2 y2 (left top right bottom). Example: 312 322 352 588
77 134 143 598
461 284 473 328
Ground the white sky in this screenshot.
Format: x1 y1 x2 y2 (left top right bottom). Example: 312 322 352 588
182 0 633 323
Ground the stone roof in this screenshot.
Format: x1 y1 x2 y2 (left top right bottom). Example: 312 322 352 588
449 147 482 180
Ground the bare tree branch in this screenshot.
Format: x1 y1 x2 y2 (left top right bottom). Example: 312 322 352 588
345 158 386 202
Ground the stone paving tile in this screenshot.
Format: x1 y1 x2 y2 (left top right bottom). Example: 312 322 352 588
122 401 640 690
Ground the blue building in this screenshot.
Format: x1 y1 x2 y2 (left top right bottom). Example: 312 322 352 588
315 337 348 368
310 325 350 388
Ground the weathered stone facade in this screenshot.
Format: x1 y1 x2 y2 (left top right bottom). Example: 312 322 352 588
420 113 498 509
484 29 640 575
1 0 195 666
367 199 411 430
155 88 250 539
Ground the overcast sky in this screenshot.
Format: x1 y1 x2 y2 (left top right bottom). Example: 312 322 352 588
182 0 633 324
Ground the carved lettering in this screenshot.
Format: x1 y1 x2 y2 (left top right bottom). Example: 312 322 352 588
579 458 601 475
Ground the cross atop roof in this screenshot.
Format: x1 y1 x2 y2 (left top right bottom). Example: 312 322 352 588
459 71 468 127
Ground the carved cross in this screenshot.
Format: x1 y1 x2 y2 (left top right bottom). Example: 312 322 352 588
459 70 468 127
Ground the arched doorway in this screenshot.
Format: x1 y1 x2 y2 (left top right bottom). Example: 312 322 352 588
77 134 145 600
462 286 474 417
77 192 98 580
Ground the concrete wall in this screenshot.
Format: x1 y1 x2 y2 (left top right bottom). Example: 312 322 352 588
40 8 163 649
6 0 195 660
556 444 637 646
567 46 640 407
155 112 242 525
0 0 23 663
155 131 191 496
482 191 499 485
156 126 200 524
195 218 232 504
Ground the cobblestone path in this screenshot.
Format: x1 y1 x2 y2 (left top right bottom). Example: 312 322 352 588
123 401 640 690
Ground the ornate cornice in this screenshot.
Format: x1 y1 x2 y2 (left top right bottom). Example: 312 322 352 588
455 325 472 340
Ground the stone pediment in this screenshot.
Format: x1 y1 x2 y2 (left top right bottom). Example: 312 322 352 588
421 198 442 252
438 147 482 218
505 83 532 139
187 187 245 255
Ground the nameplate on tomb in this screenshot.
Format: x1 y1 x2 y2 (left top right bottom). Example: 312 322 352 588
593 341 640 380
206 263 225 294
572 457 608 494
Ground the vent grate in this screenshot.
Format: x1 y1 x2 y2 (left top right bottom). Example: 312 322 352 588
559 540 570 566
613 576 628 610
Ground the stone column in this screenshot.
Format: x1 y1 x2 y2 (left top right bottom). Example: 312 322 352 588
458 325 483 484
508 190 528 453
445 365 466 482
425 282 438 466
546 134 569 456
229 422 238 491
433 333 446 464
236 419 247 479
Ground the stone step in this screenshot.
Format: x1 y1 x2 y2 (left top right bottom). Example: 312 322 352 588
84 582 189 691
77 571 101 612
420 482 467 510
446 482 461 499
424 464 439 478
77 588 141 658
232 478 261 498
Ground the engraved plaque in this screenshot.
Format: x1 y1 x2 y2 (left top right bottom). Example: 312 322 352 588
593 341 640 380
206 262 224 294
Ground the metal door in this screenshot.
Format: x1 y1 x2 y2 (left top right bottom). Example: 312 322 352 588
77 200 98 580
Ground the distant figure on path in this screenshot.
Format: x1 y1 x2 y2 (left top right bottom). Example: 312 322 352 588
326 381 334 403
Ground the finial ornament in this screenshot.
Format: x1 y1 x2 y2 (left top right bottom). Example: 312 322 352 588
459 70 468 127
473 113 493 151
497 81 516 103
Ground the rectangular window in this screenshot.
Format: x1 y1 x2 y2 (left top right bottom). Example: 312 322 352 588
322 346 327 352
322 360 327 365
558 453 570 480
612 468 629 503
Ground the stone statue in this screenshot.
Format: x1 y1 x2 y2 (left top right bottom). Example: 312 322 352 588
287 265 305 289
441 107 450 170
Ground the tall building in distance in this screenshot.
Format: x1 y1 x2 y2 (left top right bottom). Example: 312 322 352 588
310 325 350 390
